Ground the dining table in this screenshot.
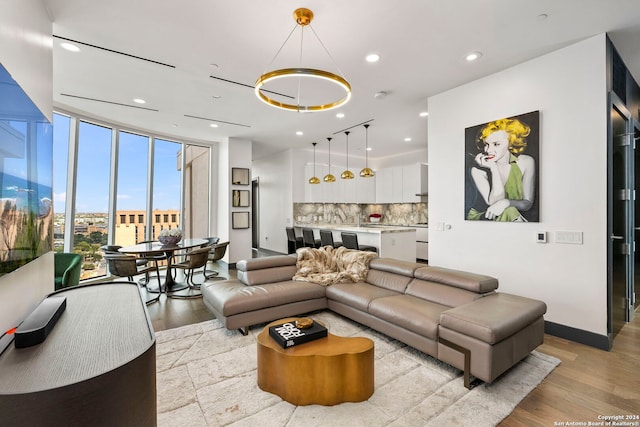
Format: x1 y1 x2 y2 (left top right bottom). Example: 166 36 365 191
118 238 208 296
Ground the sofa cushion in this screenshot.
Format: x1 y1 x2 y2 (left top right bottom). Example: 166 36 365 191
414 266 498 293
439 293 547 344
405 279 485 308
202 279 325 316
365 258 420 293
326 282 400 311
368 295 449 340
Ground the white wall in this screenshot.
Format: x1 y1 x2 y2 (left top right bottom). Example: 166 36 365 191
252 149 295 253
0 0 54 332
226 137 253 263
0 0 52 122
428 34 608 336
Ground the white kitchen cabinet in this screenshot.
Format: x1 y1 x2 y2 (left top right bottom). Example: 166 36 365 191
402 164 428 202
304 164 328 202
392 167 404 202
416 227 428 260
324 165 344 203
356 175 376 203
375 168 392 203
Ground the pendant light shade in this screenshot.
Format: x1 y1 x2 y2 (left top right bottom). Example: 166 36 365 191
324 137 336 182
360 124 375 178
341 131 355 179
309 142 320 184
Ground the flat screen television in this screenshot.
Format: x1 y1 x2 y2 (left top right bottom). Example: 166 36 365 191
0 63 53 277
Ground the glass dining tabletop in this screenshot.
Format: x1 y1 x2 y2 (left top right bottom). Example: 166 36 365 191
119 238 208 294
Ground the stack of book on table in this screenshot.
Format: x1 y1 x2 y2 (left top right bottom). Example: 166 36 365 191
269 320 327 348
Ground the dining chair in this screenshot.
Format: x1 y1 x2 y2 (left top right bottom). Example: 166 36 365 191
340 232 377 253
302 228 321 248
171 246 212 293
319 230 342 248
102 244 155 287
286 227 303 254
104 254 161 304
205 241 229 280
137 239 168 284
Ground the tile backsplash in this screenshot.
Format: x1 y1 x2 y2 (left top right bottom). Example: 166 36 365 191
293 202 427 226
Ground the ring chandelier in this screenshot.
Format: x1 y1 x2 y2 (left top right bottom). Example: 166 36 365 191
255 8 352 112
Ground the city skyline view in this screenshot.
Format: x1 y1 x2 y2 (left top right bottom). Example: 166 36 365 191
52 113 181 214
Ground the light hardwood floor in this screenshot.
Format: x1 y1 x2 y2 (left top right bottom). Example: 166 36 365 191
148 262 640 425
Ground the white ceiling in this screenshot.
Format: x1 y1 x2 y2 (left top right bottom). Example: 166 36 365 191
45 0 640 160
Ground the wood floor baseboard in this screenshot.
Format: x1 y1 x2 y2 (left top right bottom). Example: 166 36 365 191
544 320 610 351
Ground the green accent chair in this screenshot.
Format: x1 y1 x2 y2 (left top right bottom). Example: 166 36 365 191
54 253 83 290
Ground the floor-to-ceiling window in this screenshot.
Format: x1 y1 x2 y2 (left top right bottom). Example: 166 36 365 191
52 112 211 282
52 114 69 252
115 131 149 246
152 139 182 239
75 121 111 279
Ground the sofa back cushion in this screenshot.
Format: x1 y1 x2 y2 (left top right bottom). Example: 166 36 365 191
405 279 485 307
365 258 421 293
414 266 498 293
237 255 297 286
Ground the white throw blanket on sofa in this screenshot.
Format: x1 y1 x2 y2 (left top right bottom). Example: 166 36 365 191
292 246 377 286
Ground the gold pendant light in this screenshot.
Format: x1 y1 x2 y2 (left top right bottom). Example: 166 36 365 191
341 131 355 179
309 142 320 184
323 137 336 182
255 8 352 112
360 124 375 178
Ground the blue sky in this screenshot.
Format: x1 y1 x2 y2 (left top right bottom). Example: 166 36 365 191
53 113 181 213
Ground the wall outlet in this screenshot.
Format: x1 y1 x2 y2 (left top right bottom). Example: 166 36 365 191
537 231 547 243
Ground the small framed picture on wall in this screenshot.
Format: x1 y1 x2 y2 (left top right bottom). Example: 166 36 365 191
232 190 250 207
232 212 250 229
232 168 250 185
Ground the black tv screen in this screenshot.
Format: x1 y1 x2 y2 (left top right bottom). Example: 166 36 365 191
0 63 53 276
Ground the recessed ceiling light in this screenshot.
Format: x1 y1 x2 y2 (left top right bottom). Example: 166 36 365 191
404 137 412 142
465 51 482 62
365 53 380 63
336 112 345 119
209 123 218 128
133 98 146 104
419 111 429 117
366 147 372 152
60 42 80 52
212 95 221 99
536 13 548 21
296 131 303 136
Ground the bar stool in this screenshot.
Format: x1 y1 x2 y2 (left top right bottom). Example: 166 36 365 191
302 228 321 248
319 230 343 248
340 232 377 253
286 227 303 254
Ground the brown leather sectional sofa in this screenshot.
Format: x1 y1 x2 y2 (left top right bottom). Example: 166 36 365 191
202 255 547 387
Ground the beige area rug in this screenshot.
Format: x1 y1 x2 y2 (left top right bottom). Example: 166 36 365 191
155 311 560 427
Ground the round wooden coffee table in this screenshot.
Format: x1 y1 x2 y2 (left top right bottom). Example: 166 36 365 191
257 317 374 406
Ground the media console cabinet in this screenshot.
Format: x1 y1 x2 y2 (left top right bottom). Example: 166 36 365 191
0 283 157 427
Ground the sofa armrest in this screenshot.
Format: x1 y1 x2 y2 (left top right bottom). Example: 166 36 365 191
439 293 546 344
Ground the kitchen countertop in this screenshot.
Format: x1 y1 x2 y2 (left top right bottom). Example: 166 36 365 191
294 223 417 233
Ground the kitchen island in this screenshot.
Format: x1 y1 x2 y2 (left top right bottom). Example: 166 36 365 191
294 223 416 262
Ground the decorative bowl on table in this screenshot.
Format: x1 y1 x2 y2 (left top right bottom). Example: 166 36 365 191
158 230 182 245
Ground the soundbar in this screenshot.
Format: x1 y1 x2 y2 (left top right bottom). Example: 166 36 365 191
14 296 67 348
